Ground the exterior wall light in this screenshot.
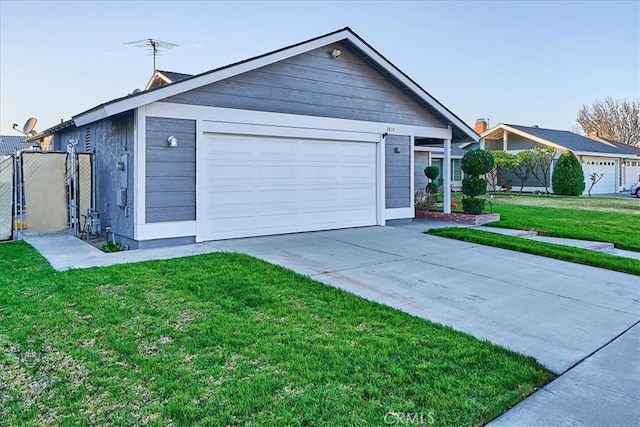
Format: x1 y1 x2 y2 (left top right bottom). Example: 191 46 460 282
168 136 178 147
394 147 401 153
331 49 342 58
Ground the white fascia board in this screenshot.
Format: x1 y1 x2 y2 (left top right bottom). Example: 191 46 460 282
136 221 196 241
146 102 451 139
73 30 351 126
74 107 108 127
345 37 478 142
577 152 638 159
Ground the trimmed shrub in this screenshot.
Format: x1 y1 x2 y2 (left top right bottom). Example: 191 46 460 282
462 177 488 198
424 166 440 181
460 149 494 215
424 165 440 194
552 150 585 196
462 197 486 215
461 149 494 176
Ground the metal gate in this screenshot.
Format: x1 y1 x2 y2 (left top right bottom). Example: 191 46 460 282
11 150 94 240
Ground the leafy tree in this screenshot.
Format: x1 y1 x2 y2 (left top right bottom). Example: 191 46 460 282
424 166 440 194
487 151 517 191
460 149 494 214
530 147 556 194
576 97 640 147
512 150 539 193
552 150 585 196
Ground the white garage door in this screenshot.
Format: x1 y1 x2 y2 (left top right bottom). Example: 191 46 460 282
199 133 377 241
582 157 617 194
624 160 640 188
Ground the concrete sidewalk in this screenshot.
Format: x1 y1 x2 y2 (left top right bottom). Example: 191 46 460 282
490 323 640 426
22 233 217 271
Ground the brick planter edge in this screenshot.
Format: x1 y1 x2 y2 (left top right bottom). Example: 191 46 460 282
415 211 500 225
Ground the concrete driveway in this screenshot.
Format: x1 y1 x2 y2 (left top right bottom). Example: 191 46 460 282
205 224 640 425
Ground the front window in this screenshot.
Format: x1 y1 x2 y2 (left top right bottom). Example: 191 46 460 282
452 159 463 181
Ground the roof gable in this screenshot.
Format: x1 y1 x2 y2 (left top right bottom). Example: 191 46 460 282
144 70 193 90
163 41 448 129
69 27 477 142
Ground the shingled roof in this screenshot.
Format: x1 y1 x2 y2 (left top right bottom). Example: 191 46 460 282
0 135 37 155
504 124 638 156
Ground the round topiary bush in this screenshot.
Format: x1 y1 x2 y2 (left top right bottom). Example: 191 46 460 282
424 166 440 194
460 149 494 215
552 150 585 196
461 177 487 197
461 149 494 176
424 166 440 181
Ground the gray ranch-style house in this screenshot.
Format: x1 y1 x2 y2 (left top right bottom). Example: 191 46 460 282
481 123 640 194
30 27 478 249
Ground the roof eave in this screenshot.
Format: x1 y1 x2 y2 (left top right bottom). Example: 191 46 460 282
26 119 75 142
71 27 478 141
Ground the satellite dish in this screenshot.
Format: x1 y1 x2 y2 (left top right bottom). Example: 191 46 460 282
132 88 141 94
23 117 37 134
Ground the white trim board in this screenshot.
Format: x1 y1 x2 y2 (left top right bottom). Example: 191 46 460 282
133 106 146 237
146 102 452 140
137 221 196 241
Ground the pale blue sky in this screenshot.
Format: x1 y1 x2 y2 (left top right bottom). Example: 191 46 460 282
1 0 638 135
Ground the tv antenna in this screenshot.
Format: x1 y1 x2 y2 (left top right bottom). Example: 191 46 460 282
125 38 179 72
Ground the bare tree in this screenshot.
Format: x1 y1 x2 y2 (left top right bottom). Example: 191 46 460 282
576 97 640 147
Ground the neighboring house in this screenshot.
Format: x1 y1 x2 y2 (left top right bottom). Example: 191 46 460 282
144 70 193 91
481 123 640 194
29 27 478 249
0 135 38 156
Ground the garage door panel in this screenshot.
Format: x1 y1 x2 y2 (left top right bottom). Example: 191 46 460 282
582 157 617 194
258 165 298 180
200 133 377 240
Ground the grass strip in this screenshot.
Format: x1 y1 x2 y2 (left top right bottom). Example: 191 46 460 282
485 204 640 252
427 228 640 276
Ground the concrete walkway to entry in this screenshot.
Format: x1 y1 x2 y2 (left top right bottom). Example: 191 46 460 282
20 222 640 425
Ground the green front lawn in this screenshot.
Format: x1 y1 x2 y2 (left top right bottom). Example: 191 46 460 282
487 195 640 252
0 242 549 426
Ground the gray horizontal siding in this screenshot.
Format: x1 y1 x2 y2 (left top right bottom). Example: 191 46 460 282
385 135 411 208
165 42 446 128
506 134 547 150
414 152 429 192
145 117 196 223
